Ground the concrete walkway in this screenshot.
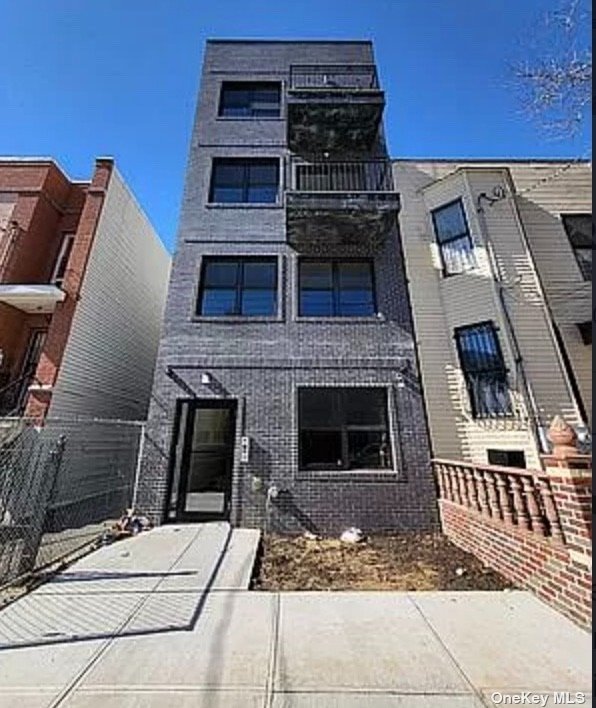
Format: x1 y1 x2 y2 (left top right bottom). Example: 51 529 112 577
0 523 590 707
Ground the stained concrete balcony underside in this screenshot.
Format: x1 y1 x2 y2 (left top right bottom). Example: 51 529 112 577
286 191 400 250
287 94 384 152
0 283 65 313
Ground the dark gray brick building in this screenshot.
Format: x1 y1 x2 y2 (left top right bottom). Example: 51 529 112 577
136 40 439 535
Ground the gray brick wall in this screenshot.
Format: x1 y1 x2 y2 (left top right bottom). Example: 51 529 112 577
137 40 439 535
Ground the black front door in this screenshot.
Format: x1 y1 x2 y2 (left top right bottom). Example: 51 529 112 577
167 399 237 522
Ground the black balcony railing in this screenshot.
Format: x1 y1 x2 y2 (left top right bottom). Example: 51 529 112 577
291 160 394 194
289 64 380 91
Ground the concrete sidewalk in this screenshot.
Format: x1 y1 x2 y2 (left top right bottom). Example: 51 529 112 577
0 523 590 707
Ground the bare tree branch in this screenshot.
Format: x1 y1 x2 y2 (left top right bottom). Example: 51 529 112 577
512 0 592 139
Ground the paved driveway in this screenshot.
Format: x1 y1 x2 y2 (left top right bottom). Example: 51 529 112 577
0 523 590 707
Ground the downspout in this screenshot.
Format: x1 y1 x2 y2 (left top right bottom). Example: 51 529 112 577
471 179 548 456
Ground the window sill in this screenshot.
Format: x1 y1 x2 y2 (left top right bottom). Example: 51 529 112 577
295 316 383 323
440 267 479 279
192 316 283 324
296 469 403 483
215 116 283 122
206 202 283 209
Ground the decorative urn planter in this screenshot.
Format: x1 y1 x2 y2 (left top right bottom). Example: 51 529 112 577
547 415 578 457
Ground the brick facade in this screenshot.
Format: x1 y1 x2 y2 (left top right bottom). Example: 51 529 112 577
0 158 113 419
136 40 439 534
436 430 591 630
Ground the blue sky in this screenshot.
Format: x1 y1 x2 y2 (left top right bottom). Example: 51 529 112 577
0 1 590 252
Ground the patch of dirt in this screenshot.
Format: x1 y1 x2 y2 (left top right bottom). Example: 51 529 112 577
252 532 514 591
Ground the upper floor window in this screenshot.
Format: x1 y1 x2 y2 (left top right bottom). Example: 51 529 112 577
561 214 592 281
299 387 392 471
197 257 277 317
218 82 281 118
431 199 475 275
51 233 75 288
454 321 512 419
298 260 375 317
209 158 279 204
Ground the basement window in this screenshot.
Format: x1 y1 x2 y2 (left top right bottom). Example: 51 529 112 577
298 260 376 317
209 158 279 204
431 199 475 275
218 82 281 118
561 214 592 281
454 321 513 419
487 449 526 468
298 387 391 470
197 257 277 317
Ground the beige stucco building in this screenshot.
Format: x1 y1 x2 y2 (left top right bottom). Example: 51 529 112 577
394 159 591 468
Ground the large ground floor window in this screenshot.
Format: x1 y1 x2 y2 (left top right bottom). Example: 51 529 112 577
298 387 392 470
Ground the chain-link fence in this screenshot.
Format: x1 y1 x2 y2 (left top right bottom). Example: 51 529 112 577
0 417 144 588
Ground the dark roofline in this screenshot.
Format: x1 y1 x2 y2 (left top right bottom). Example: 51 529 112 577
206 39 372 45
392 157 590 164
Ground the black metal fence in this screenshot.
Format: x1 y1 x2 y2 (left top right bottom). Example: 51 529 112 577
0 417 143 588
291 159 395 193
289 64 380 90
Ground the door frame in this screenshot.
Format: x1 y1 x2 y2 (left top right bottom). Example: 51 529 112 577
165 398 237 523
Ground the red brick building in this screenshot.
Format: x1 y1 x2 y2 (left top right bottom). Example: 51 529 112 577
0 157 170 421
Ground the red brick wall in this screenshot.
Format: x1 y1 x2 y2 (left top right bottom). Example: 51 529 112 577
25 159 113 419
439 498 591 629
0 158 113 419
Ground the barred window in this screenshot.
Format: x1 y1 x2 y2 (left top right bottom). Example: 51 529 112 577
454 322 512 418
431 199 475 275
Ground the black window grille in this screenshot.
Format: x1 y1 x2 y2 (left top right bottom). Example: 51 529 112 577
209 158 279 204
298 260 376 317
219 82 281 118
561 214 592 281
431 199 475 275
298 387 392 470
454 322 513 418
197 257 277 317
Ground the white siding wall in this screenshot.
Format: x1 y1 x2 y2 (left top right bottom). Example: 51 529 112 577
507 163 592 426
49 168 171 420
395 160 588 467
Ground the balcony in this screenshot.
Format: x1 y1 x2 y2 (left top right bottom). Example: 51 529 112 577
287 65 385 153
286 159 400 250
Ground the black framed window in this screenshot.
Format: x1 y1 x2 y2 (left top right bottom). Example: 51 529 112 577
454 322 512 418
299 387 392 471
209 158 279 204
561 214 592 281
219 82 281 118
198 257 277 317
298 260 376 317
487 449 526 468
577 321 592 345
431 199 475 275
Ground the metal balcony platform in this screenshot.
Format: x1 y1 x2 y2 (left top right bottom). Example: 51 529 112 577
286 159 400 250
287 65 385 153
